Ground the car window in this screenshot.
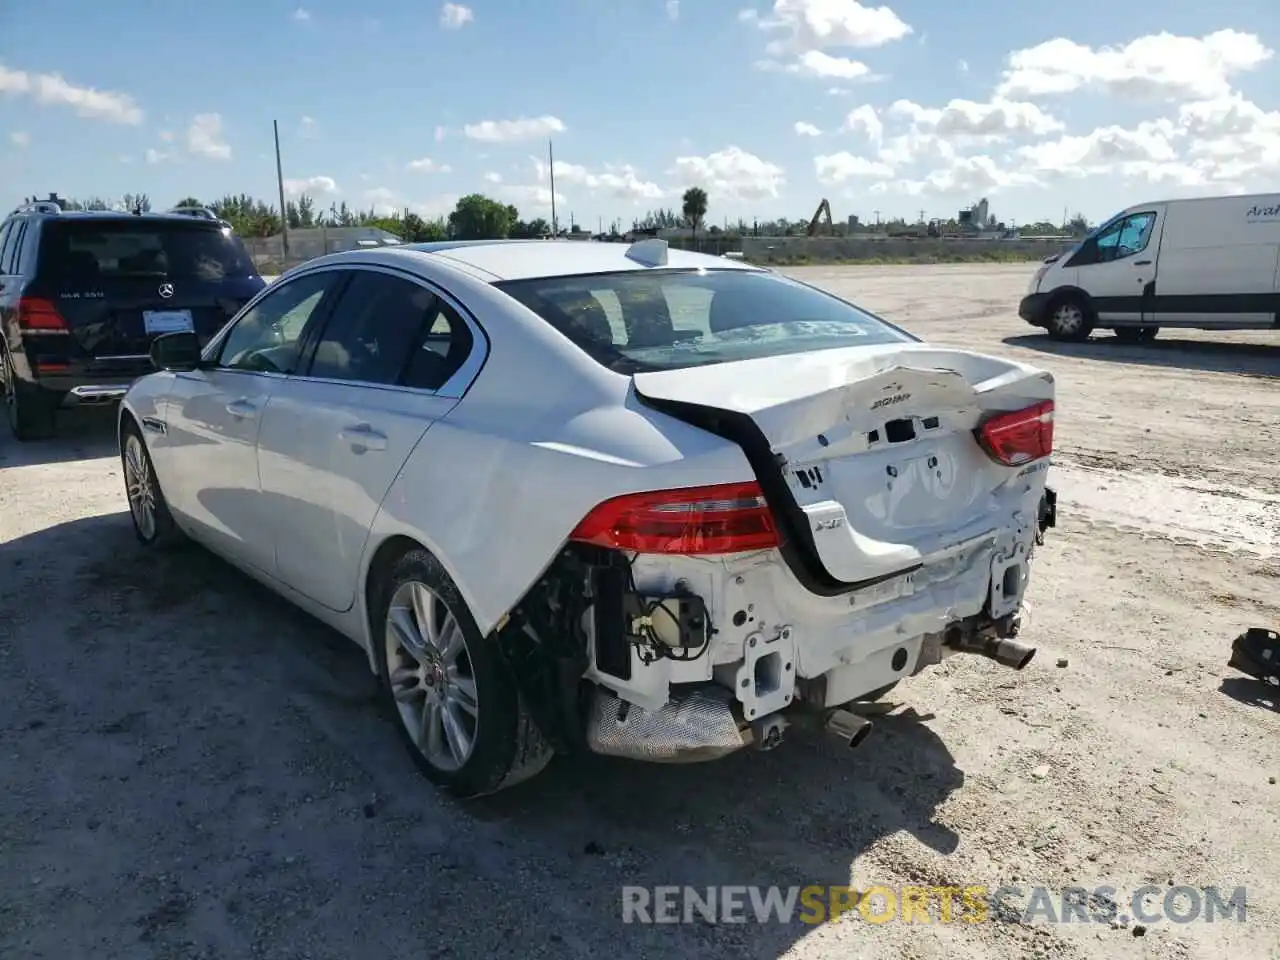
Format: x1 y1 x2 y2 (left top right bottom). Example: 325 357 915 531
306 272 439 386
1095 213 1154 262
0 221 16 274
403 299 475 391
215 271 340 374
496 268 914 374
8 222 29 275
38 219 257 283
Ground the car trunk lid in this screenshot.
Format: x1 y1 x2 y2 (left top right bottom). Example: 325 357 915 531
632 343 1054 587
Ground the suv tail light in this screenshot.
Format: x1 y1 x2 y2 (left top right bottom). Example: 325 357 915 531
570 481 780 554
976 400 1054 466
17 297 69 332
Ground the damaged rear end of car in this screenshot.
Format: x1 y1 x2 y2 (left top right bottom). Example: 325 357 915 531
485 263 1058 766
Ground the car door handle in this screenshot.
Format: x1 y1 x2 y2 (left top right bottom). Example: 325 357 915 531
1133 260 1151 266
225 398 258 419
339 423 388 451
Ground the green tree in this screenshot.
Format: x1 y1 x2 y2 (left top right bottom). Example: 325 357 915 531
682 187 708 248
173 196 204 209
448 194 515 240
287 194 316 229
122 193 151 213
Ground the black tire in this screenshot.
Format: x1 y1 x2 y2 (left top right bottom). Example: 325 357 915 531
1045 294 1093 342
3 350 57 442
119 419 186 549
372 547 553 798
1114 326 1159 344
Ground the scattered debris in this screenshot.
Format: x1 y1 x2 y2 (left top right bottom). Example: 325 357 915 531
1056 658 1069 668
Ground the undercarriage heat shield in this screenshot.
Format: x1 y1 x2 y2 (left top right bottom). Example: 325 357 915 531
586 685 748 763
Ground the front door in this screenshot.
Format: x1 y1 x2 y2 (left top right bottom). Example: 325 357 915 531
1075 210 1161 324
257 269 476 611
163 269 346 574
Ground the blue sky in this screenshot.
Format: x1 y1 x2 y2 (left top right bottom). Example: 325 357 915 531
2 0 1278 228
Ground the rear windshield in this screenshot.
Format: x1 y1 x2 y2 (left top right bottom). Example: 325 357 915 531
40 220 257 284
495 268 916 373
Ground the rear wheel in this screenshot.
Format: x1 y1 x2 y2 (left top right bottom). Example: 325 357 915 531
3 350 57 442
373 547 553 798
1114 326 1159 344
1045 295 1093 342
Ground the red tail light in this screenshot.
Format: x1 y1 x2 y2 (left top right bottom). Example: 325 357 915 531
17 297 68 332
976 400 1054 466
570 481 780 554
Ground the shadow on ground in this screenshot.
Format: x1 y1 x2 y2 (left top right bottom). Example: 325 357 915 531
0 512 967 959
1219 676 1280 712
0 405 119 468
1003 333 1280 378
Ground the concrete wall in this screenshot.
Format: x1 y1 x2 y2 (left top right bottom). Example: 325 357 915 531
740 236 1074 264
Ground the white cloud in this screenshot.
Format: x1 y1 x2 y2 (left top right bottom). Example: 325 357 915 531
406 156 453 173
158 129 174 143
890 97 1063 139
292 7 311 21
883 155 1038 198
670 146 786 200
1017 120 1179 177
10 130 29 147
794 121 822 136
299 116 316 138
409 194 461 219
284 175 338 197
533 158 666 202
186 113 231 159
667 0 680 20
958 59 969 74
434 125 447 142
483 171 503 183
814 152 894 184
463 115 566 142
787 50 871 79
746 0 912 55
145 148 172 164
364 187 399 217
440 3 474 29
0 63 143 124
997 29 1273 102
845 104 882 144
497 184 567 211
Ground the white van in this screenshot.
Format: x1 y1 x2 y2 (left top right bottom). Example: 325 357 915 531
1019 192 1280 342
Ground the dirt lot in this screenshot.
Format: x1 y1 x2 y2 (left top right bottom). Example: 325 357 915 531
2 262 1278 960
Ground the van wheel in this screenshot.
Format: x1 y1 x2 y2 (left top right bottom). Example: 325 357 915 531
3 350 57 442
373 547 554 798
1114 327 1159 344
1045 295 1093 342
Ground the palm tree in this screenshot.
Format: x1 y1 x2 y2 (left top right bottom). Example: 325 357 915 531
682 187 708 251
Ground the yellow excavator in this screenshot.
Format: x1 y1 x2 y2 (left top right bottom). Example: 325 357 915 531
807 198 834 236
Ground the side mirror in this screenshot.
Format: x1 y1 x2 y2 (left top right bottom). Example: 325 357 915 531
150 330 203 372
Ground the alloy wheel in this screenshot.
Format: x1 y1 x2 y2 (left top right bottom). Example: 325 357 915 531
384 581 480 772
123 434 157 540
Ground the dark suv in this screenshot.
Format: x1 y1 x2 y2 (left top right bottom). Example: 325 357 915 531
0 200 267 440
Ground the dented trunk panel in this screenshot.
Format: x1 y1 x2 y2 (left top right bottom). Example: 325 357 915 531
632 343 1054 589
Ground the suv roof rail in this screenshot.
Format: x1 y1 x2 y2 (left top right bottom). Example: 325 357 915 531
11 199 63 216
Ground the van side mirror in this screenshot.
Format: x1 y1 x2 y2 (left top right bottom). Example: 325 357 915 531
150 330 203 372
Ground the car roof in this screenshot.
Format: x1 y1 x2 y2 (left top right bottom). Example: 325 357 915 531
394 238 763 282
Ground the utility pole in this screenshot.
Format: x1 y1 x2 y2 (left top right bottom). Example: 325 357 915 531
273 120 290 265
873 209 881 225
548 140 558 237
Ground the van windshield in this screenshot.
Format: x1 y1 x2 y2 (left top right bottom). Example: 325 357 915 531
40 219 257 284
495 268 917 374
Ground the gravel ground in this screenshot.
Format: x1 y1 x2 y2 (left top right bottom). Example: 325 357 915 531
1 262 1278 960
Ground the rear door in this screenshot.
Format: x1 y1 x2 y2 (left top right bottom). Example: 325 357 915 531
32 217 264 372
257 267 477 612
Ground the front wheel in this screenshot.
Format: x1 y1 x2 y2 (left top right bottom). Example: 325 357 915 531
373 548 553 798
1045 296 1093 342
1114 326 1159 344
120 423 186 549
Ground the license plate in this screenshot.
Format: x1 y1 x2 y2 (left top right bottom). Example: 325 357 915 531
143 309 194 335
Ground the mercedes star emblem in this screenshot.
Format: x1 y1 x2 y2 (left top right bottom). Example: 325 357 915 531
158 283 174 299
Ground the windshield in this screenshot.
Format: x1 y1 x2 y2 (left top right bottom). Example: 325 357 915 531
40 220 257 284
495 268 916 374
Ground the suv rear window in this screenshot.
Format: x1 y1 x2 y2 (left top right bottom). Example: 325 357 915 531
39 219 257 284
495 268 916 373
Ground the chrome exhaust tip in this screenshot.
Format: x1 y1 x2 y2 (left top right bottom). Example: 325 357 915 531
825 708 872 750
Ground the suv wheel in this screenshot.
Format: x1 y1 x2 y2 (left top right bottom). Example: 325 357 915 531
3 349 56 442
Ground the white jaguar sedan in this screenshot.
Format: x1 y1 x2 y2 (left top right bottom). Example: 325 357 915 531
118 238 1058 797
